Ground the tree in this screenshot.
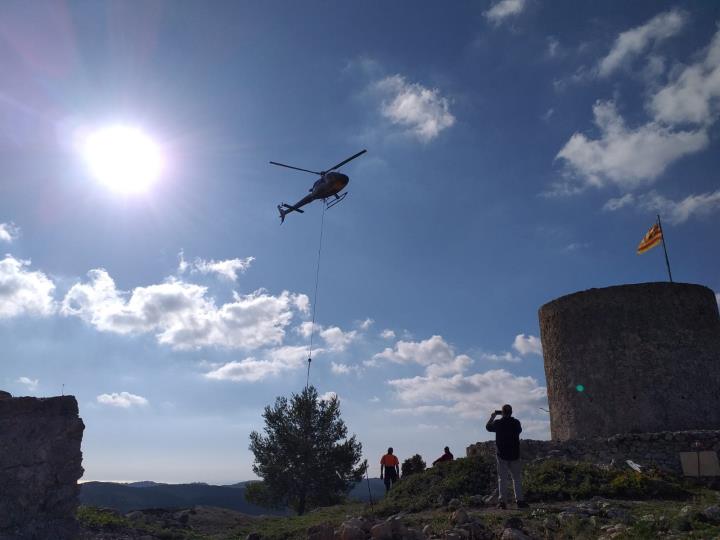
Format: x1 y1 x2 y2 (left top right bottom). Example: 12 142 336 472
247 386 364 515
401 454 426 478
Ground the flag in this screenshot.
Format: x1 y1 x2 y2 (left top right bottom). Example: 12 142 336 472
637 223 663 254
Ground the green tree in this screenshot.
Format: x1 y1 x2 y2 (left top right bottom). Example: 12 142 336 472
401 454 426 478
247 386 364 515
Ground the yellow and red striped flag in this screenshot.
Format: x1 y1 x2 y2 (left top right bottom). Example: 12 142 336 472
637 223 663 254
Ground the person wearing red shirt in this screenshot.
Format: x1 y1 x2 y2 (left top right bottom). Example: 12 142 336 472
380 447 400 492
432 446 454 466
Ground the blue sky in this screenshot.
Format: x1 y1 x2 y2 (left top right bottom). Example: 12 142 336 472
1 0 719 483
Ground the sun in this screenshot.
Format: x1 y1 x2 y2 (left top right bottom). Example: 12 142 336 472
83 125 164 194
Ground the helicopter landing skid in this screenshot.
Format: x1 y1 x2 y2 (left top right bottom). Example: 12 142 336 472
325 192 348 210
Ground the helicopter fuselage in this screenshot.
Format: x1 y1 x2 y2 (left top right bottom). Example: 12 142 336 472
310 172 349 199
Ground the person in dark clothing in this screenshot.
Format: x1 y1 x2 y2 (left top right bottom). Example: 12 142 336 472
380 447 400 493
486 404 528 509
432 446 454 466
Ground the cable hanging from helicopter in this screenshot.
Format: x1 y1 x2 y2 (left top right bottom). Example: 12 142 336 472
269 149 367 387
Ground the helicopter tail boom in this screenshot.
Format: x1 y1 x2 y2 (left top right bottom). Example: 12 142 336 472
278 203 304 224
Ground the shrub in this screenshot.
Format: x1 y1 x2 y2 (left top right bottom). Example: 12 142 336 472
401 454 427 478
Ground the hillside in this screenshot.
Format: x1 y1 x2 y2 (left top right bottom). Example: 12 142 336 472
80 478 386 514
78 457 720 539
79 481 285 515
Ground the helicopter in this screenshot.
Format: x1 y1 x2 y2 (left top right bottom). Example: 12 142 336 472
270 149 367 223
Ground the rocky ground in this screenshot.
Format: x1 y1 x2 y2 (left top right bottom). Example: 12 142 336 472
78 494 720 539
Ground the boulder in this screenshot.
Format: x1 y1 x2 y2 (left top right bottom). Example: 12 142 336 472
702 505 720 522
340 525 365 540
401 527 425 540
447 498 461 511
450 509 469 525
371 522 393 540
467 495 484 507
344 518 370 532
500 528 530 540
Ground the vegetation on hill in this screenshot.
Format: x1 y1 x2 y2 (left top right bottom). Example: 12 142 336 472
78 457 719 539
401 454 427 478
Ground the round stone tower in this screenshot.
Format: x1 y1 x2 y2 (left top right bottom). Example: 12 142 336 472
539 282 720 440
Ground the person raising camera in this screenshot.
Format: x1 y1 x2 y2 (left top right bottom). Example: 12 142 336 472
486 404 528 509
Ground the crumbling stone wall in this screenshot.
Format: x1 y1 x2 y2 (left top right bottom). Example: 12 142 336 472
539 283 720 440
466 429 720 474
0 392 85 539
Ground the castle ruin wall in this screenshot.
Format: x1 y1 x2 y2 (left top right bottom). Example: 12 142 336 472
0 392 85 539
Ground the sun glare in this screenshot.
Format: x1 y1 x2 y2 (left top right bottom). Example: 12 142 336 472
83 126 164 194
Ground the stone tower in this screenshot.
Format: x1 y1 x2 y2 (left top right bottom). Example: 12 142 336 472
539 283 720 440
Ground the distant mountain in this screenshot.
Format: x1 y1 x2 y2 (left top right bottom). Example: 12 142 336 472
348 478 386 502
79 481 285 515
80 478 386 513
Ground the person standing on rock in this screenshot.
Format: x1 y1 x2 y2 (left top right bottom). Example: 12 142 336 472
486 404 528 509
380 447 400 493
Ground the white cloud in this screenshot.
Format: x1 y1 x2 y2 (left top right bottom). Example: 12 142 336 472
62 269 308 350
319 391 338 402
564 242 590 252
603 193 636 211
375 75 455 142
480 351 522 363
178 251 254 281
203 345 311 382
194 257 254 281
97 391 148 408
638 190 720 224
380 329 396 340
512 334 543 356
598 9 687 78
484 0 526 25
17 377 38 391
0 255 55 318
320 326 358 352
546 37 560 59
359 318 374 330
651 29 720 125
0 223 19 243
369 396 380 403
330 361 361 375
295 322 358 352
556 101 708 192
370 335 472 376
387 369 547 420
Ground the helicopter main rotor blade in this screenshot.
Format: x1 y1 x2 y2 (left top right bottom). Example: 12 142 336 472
269 161 322 175
326 149 367 172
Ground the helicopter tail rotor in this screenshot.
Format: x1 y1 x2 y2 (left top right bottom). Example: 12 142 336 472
278 203 305 223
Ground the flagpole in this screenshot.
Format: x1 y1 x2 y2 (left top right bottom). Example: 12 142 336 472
657 214 673 283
